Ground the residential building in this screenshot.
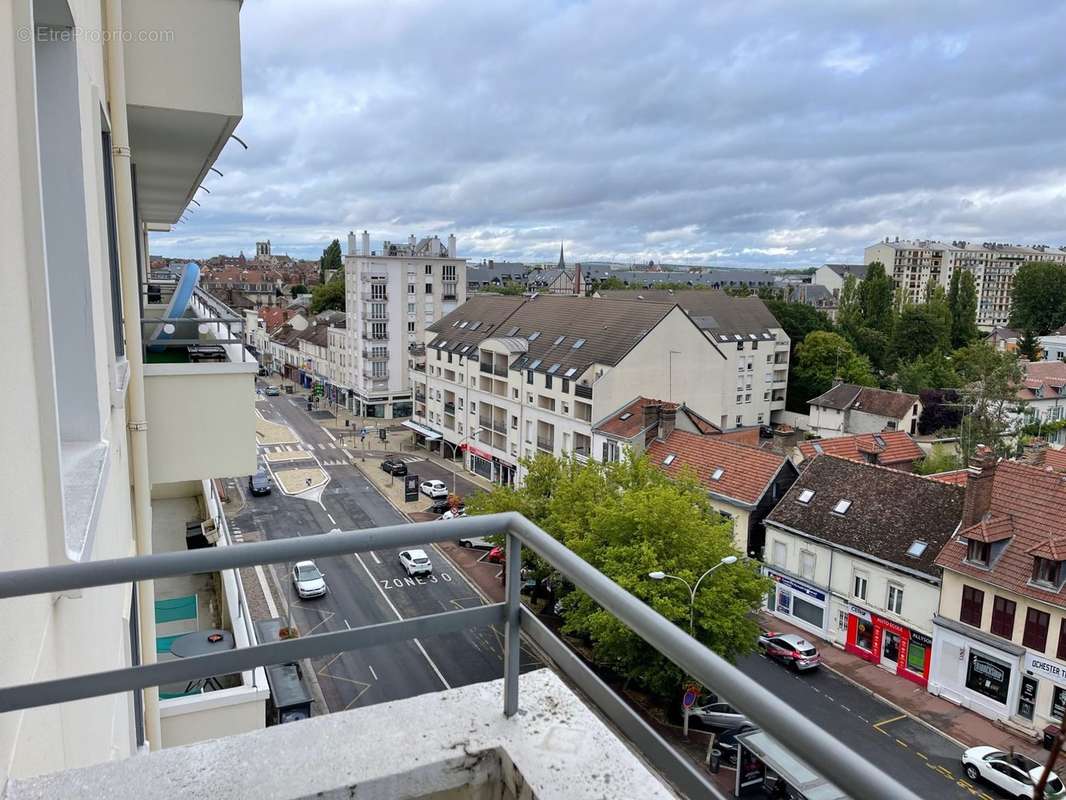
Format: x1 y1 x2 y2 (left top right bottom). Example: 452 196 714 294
764 457 964 688
646 427 798 558
930 455 1066 734
808 383 921 438
408 294 729 486
795 430 925 472
343 230 467 418
814 263 868 297
1039 326 1066 362
466 260 530 292
201 267 278 307
1013 360 1066 446
864 239 1066 328
597 290 791 427
585 266 783 292
987 326 1024 354
3 0 263 782
525 244 582 295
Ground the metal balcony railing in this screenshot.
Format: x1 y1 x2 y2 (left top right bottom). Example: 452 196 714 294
574 383 593 399
0 514 917 800
140 283 248 362
536 436 554 452
479 361 494 374
361 290 388 302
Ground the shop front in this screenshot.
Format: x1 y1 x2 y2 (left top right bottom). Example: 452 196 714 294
1019 651 1066 732
929 614 1025 724
764 568 828 638
461 444 517 486
844 605 932 686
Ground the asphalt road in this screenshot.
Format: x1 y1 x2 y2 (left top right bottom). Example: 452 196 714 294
738 652 997 800
232 392 538 713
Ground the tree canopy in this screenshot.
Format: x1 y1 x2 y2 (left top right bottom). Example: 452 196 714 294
1010 261 1066 335
319 238 343 283
948 269 979 348
309 274 345 314
790 330 877 411
289 283 309 298
856 262 894 334
891 305 950 364
464 453 770 698
952 343 1024 461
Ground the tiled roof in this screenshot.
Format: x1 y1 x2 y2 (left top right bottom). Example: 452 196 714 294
1016 361 1066 401
797 431 923 467
1046 449 1066 473
681 405 722 435
808 383 918 420
823 263 869 279
646 430 788 506
768 455 964 577
960 515 1016 543
596 290 782 336
936 461 1066 605
928 469 970 486
594 398 670 439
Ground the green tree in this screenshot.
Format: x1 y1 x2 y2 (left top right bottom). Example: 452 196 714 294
952 343 1025 461
319 238 343 283
844 325 892 374
289 283 309 298
491 281 526 296
790 331 877 411
948 269 979 347
856 262 895 334
926 282 953 336
837 274 860 329
914 443 961 475
465 453 770 698
309 274 345 314
1010 261 1066 335
1018 329 1042 361
762 300 834 346
895 352 960 395
891 306 950 364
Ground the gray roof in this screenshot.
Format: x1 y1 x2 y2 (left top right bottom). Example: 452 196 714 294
585 268 780 288
428 295 714 378
597 289 782 337
766 455 964 578
822 263 869 279
809 383 918 419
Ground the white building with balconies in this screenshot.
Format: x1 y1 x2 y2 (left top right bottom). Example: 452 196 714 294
343 231 466 419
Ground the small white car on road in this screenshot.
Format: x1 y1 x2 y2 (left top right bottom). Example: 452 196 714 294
291 560 327 599
962 746 1065 799
420 480 448 499
399 549 433 577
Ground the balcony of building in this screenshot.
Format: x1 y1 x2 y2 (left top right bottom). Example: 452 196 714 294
573 433 592 463
362 349 389 362
0 515 912 800
365 305 389 322
361 290 388 302
536 421 555 454
574 400 593 423
149 479 268 748
139 279 256 484
362 327 389 341
363 366 390 382
360 272 388 283
442 281 458 301
574 382 593 400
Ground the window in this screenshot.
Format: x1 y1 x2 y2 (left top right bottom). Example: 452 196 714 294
906 639 927 674
512 387 519 400
990 596 1017 638
408 283 415 294
1057 619 1066 660
772 541 787 567
966 539 991 567
562 378 570 393
1024 608 1051 652
1034 558 1060 587
545 374 553 390
832 499 852 515
526 370 533 385
425 282 433 294
425 265 433 275
572 338 585 349
906 540 928 558
887 584 903 615
408 303 415 313
408 322 415 333
711 467 724 481
799 551 816 580
528 331 541 341
960 585 984 627
662 454 676 466
853 572 868 600
797 489 814 504
736 341 744 351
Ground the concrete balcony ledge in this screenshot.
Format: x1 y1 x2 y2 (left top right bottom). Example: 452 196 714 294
3 670 675 800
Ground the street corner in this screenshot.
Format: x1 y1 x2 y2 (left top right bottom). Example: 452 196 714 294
273 466 330 497
263 448 314 464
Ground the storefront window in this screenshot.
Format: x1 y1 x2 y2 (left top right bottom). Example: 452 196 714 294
965 652 1011 706
906 640 927 673
776 590 791 615
1052 686 1066 721
854 619 873 651
792 596 824 629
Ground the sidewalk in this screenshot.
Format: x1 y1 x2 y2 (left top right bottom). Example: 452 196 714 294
761 613 1046 761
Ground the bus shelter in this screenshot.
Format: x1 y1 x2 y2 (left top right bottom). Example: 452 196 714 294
734 730 850 799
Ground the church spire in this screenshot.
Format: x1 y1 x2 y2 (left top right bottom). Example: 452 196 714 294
558 241 566 270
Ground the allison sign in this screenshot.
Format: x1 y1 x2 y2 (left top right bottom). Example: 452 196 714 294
1025 652 1066 688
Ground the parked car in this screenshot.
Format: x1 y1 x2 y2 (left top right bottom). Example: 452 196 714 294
689 701 748 730
257 367 268 377
399 548 433 577
457 534 492 548
962 746 1065 799
248 469 272 496
264 385 281 396
440 508 467 521
430 497 462 514
713 724 758 767
420 480 448 499
291 561 327 599
759 425 774 439
486 545 505 564
380 458 407 476
758 631 821 671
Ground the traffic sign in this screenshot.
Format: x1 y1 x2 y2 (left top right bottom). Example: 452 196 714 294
682 689 697 709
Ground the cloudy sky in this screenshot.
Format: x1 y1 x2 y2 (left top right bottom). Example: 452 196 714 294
151 0 1066 268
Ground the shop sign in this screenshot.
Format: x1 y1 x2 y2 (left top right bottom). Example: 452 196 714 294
1025 652 1066 689
966 651 1011 706
767 570 826 602
910 631 933 648
849 605 872 622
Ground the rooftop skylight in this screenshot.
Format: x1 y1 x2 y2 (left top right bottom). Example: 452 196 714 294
797 489 815 504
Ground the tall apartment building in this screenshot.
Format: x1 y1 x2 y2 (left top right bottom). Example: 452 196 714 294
408 294 729 485
3 0 263 782
343 230 466 418
865 239 1066 328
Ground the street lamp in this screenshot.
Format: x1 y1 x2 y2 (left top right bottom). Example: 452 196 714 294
441 431 475 495
648 555 739 637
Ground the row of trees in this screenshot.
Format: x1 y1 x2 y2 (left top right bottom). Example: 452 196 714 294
466 453 770 698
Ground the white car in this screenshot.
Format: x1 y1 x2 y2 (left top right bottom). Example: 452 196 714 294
291 560 327 599
962 746 1065 799
420 480 448 499
399 548 433 577
440 508 467 521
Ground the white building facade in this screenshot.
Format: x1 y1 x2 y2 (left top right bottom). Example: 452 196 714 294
344 231 466 418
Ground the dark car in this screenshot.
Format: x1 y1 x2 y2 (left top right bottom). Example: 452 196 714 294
430 497 461 514
714 725 757 767
380 458 407 476
248 469 272 496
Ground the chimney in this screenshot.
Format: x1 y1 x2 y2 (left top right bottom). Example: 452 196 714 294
658 404 677 441
1022 438 1048 467
409 234 417 248
642 401 660 441
573 263 582 295
448 234 457 258
361 230 370 256
347 231 356 256
961 447 998 528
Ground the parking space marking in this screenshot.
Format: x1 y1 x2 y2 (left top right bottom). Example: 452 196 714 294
872 713 907 732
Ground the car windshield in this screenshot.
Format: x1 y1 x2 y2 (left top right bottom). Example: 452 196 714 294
798 646 817 656
297 565 321 580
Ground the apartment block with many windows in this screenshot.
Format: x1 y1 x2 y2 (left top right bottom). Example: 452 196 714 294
343 230 466 418
408 294 728 486
865 239 1066 328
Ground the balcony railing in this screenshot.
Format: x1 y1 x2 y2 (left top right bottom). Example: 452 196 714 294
479 417 507 434
363 330 389 341
361 290 388 302
479 361 494 374
444 402 456 414
536 437 554 452
362 349 389 361
360 273 388 283
141 283 248 363
0 514 915 800
363 367 389 380
574 383 593 400
493 364 508 378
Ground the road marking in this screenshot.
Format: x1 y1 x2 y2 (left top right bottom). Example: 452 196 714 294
350 550 450 689
872 713 906 732
895 738 908 748
323 428 336 442
342 449 353 459
839 704 851 712
326 512 337 524
368 664 378 681
344 619 351 629
936 765 955 779
370 551 381 564
254 564 280 617
916 752 927 760
857 715 868 723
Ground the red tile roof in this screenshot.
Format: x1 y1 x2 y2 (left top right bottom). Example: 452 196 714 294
928 469 970 486
959 515 1015 543
936 461 1066 605
1046 449 1066 473
646 429 788 506
797 431 923 467
594 397 671 438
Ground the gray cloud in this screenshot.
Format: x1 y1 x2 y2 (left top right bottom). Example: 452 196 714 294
153 0 1066 267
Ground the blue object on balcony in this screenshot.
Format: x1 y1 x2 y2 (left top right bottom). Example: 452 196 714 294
148 261 199 351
